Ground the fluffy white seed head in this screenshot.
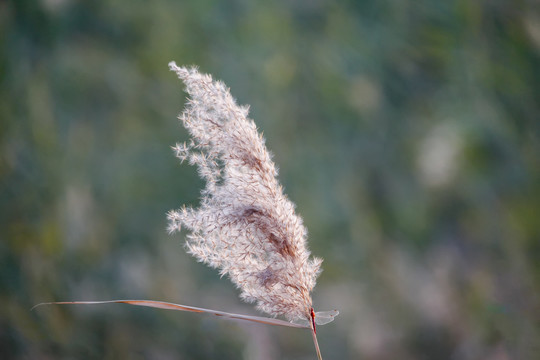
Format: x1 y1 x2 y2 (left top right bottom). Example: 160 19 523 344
167 62 322 321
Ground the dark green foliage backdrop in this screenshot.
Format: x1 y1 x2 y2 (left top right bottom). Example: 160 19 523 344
2 0 539 359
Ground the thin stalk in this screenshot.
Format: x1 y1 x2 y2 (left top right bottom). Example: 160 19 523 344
310 322 323 360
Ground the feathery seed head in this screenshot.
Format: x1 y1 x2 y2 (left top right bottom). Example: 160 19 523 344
168 62 322 321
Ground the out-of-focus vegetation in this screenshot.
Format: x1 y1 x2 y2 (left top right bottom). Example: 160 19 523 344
2 0 539 359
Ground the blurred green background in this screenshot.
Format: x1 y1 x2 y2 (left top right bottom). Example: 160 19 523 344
2 0 540 359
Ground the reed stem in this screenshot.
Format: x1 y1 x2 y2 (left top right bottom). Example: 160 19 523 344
311 323 323 360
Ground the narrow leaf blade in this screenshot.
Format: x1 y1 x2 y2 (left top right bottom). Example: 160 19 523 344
32 300 309 329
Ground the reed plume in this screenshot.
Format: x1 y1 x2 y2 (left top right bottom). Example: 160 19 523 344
167 62 323 323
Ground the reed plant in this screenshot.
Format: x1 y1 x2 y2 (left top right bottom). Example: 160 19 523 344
34 63 338 359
